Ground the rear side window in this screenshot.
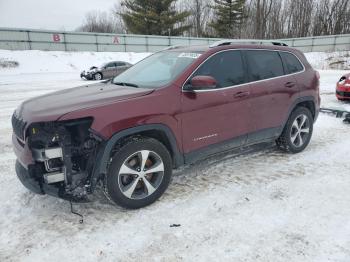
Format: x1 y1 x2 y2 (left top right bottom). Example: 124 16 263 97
280 52 304 74
245 50 284 81
192 50 245 88
116 62 126 66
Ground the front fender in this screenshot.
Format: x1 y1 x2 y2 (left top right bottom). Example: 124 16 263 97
90 124 184 190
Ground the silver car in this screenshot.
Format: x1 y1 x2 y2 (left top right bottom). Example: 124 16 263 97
80 61 132 80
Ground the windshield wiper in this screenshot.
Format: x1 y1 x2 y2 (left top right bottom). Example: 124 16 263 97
113 82 139 88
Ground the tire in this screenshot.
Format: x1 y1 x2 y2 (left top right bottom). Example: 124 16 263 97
104 137 172 209
94 73 103 80
276 107 313 153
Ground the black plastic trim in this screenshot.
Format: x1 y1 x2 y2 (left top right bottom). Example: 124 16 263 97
184 128 280 165
90 124 184 189
284 96 318 127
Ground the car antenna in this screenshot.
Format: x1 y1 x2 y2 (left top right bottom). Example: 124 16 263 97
69 201 84 224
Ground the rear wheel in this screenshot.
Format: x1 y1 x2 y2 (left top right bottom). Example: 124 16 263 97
276 107 313 153
94 72 103 80
105 137 172 209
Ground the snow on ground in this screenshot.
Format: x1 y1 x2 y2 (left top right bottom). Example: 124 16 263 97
0 50 350 261
305 51 350 70
0 49 348 75
0 49 151 75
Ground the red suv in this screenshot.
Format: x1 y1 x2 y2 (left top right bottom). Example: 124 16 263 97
12 40 320 209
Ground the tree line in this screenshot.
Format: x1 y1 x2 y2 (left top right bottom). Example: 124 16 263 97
77 0 350 39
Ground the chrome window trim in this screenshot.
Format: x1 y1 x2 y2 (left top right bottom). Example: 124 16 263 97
181 48 306 93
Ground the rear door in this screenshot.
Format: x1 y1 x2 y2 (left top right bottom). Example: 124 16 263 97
244 50 300 143
180 50 254 156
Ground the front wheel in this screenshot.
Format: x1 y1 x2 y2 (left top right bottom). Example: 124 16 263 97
105 137 172 209
276 107 314 153
94 72 103 80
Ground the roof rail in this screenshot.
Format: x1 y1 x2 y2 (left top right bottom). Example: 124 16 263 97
209 39 288 48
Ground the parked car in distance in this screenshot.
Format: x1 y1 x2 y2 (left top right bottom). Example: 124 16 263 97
336 73 350 100
12 40 320 209
80 61 132 80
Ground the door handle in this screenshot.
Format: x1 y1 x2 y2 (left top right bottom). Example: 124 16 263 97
285 82 296 88
233 91 250 98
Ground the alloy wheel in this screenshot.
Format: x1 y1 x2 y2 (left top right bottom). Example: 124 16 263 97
290 114 310 147
118 150 164 200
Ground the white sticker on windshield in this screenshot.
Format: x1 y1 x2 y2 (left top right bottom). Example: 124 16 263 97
178 53 202 59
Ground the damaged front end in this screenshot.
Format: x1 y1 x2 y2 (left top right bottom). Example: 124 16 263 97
13 115 104 201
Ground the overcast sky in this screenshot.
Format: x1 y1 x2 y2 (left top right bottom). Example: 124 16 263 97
0 0 118 31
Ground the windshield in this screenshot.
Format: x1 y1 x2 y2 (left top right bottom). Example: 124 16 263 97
100 62 108 68
112 51 202 88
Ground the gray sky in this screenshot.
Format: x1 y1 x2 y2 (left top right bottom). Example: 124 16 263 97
0 0 118 31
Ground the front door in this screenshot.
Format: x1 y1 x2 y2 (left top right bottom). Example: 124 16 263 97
180 50 254 157
116 62 129 75
104 62 117 78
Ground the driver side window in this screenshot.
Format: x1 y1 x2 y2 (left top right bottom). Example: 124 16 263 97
191 50 246 89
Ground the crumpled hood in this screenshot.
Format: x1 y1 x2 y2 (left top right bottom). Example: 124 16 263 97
17 82 154 123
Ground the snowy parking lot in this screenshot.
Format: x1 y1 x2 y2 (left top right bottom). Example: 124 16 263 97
0 51 350 261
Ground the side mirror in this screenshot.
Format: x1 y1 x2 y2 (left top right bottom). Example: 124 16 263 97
188 75 217 90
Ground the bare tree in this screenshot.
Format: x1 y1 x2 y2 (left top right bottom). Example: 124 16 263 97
313 0 350 35
109 0 350 38
77 11 124 34
176 0 213 37
241 0 350 39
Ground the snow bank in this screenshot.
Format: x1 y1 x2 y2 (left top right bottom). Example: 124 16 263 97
0 50 151 75
305 51 350 70
0 49 349 76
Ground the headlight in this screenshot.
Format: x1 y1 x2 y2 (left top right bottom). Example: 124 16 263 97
339 76 346 84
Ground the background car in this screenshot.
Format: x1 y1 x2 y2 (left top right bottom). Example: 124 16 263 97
336 73 350 100
80 61 132 80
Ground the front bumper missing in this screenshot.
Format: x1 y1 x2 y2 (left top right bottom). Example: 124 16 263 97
15 161 88 201
16 160 59 196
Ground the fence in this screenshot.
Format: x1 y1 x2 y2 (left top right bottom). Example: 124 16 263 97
279 34 350 52
0 27 349 53
0 27 220 53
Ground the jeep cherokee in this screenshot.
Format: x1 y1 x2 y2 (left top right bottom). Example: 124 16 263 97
12 40 320 209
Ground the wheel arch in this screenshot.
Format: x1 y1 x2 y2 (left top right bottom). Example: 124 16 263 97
279 96 318 136
295 100 316 119
90 124 184 190
94 71 103 79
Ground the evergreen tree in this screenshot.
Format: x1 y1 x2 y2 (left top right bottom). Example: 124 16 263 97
210 0 246 38
120 0 191 36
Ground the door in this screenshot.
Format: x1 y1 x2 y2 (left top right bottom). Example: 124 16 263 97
244 50 300 143
116 62 129 75
180 50 254 156
104 62 117 78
